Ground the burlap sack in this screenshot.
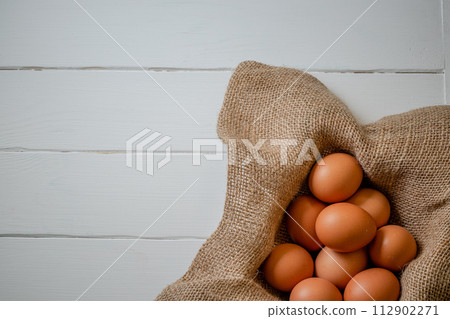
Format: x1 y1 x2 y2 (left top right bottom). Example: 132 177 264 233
156 61 450 301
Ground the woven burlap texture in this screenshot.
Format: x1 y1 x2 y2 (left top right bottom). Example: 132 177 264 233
156 61 450 301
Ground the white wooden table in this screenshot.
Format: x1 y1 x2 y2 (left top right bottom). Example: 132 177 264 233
0 0 449 300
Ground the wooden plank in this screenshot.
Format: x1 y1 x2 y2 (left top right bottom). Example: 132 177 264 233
0 70 229 151
0 237 203 300
313 72 445 124
0 71 444 151
0 152 227 238
0 0 443 70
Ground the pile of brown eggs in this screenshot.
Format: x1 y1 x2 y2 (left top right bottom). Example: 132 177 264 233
263 153 417 301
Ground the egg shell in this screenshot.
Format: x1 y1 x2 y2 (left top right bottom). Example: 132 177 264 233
263 243 314 292
344 268 400 301
308 153 363 203
290 277 342 301
315 202 377 252
369 225 417 272
347 188 390 228
286 195 326 251
315 246 368 290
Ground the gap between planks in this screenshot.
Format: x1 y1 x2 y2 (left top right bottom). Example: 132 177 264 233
0 66 444 74
0 234 207 241
0 148 226 155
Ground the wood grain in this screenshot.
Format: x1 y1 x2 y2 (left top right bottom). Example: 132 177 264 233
0 237 204 300
0 0 443 70
0 0 447 301
0 71 444 151
0 152 227 238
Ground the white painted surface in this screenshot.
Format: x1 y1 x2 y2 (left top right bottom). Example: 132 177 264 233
0 71 444 151
0 152 226 238
0 0 448 300
0 70 229 151
312 73 445 124
0 238 204 300
0 0 444 71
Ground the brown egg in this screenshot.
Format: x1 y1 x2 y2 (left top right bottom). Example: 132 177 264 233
308 153 363 203
315 203 377 252
344 268 400 301
263 243 314 292
315 246 368 290
369 225 417 272
347 188 390 227
286 195 326 251
290 278 342 301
